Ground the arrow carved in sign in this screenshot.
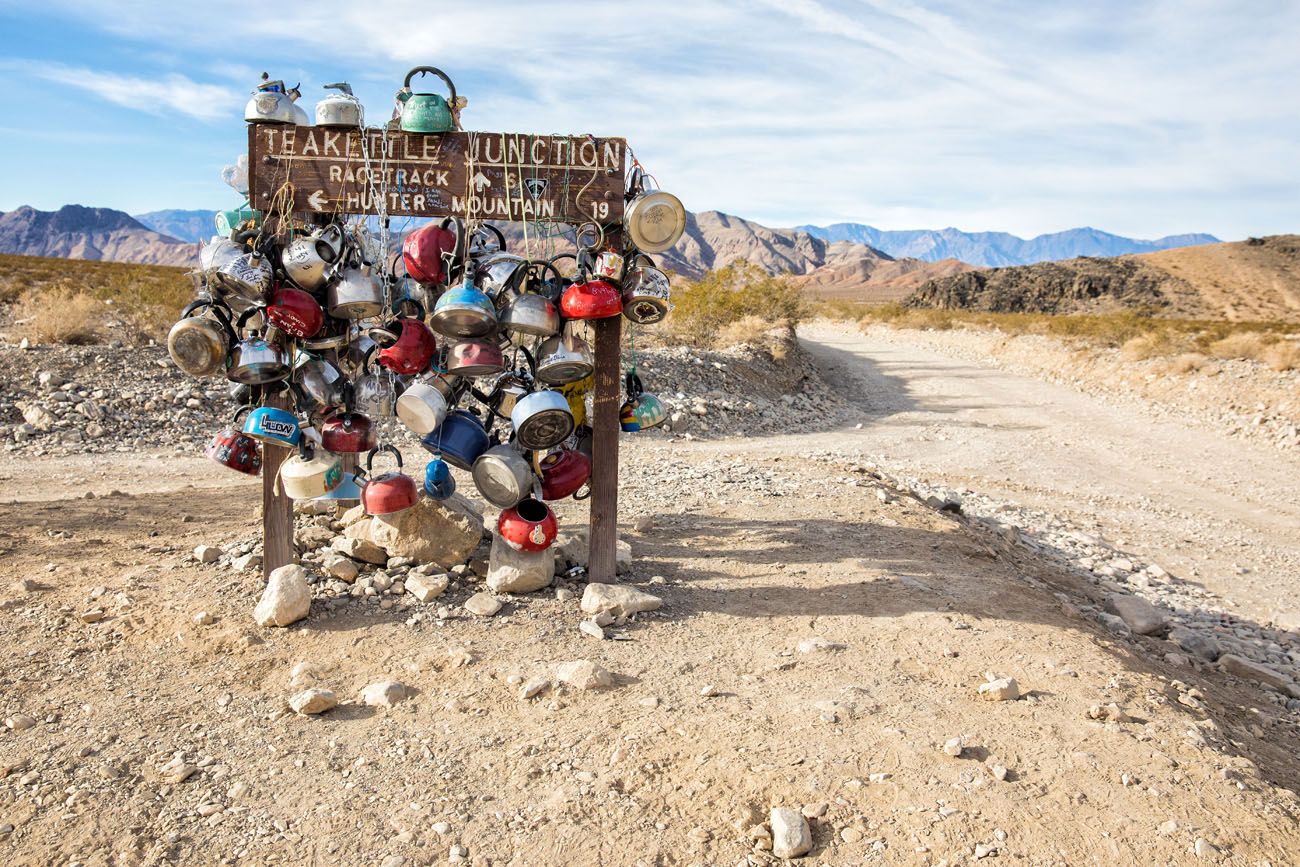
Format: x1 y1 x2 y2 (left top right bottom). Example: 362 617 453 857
308 190 329 211
471 172 491 192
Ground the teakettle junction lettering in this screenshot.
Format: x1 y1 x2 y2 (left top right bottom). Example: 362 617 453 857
250 127 626 223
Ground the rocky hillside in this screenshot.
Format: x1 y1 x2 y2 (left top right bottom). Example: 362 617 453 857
799 222 1220 267
0 206 196 267
905 235 1300 321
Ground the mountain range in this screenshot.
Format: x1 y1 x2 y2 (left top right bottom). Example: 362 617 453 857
0 206 195 267
795 223 1220 267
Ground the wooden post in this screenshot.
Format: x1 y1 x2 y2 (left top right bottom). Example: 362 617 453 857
261 390 295 579
588 314 622 582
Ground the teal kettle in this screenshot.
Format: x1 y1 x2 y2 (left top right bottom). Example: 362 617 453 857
397 67 458 134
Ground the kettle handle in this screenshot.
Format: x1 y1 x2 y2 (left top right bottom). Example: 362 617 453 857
366 444 403 473
231 404 255 425
323 82 354 96
236 304 267 333
403 67 456 105
469 224 506 256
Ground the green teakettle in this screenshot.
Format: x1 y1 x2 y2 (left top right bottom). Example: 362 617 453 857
215 203 262 239
396 67 457 134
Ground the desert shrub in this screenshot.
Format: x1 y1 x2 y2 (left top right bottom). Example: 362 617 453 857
1264 340 1300 371
16 288 104 345
1208 332 1274 362
665 261 806 347
1168 352 1208 374
1121 330 1191 360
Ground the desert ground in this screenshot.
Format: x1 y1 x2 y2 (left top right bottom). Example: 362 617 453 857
3 322 1300 866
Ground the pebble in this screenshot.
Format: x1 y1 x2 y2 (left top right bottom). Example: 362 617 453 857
359 681 408 708
579 582 662 618
977 675 1020 702
579 620 606 640
79 608 106 624
325 556 360 583
555 660 613 691
1106 593 1167 635
288 688 338 715
194 544 221 564
942 737 965 757
405 572 449 603
769 807 813 859
840 827 863 843
801 803 828 818
464 592 502 617
519 677 551 700
1194 838 1219 858
796 636 845 654
192 610 214 626
700 684 720 698
1087 703 1133 723
6 714 37 731
1217 653 1294 692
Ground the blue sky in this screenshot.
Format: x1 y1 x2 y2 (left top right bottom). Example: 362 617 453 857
0 0 1296 239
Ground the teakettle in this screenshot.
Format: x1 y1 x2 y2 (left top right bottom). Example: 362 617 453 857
421 409 490 471
378 316 437 375
277 443 343 499
294 356 346 411
213 231 273 310
561 278 622 320
283 225 345 291
267 284 324 338
358 445 419 516
395 377 449 436
396 67 458 134
620 371 667 432
168 299 234 377
207 407 262 476
471 443 534 508
403 217 459 285
623 168 687 253
445 339 505 378
498 497 559 552
510 390 575 451
244 74 300 124
539 448 591 501
315 82 364 128
423 456 457 499
431 276 498 338
320 411 378 454
622 261 672 324
243 405 302 447
328 256 385 319
535 329 594 385
353 350 397 417
227 308 291 385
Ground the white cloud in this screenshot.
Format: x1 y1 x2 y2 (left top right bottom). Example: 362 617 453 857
28 63 240 121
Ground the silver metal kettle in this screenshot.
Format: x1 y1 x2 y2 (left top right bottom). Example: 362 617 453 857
315 82 364 127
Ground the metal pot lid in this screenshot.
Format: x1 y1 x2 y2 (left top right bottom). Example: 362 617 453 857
430 307 498 339
472 456 530 507
626 191 686 253
536 359 593 385
332 299 385 319
515 408 575 450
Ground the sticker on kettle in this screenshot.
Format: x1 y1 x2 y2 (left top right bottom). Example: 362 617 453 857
259 418 296 439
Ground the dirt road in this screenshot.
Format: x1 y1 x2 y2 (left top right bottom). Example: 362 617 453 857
796 321 1300 626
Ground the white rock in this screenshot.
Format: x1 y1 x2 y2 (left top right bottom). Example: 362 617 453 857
580 583 662 618
555 660 613 691
486 533 555 594
769 807 813 859
194 545 221 564
324 556 359 583
5 714 37 732
365 495 483 568
253 565 312 627
360 681 408 708
519 677 550 700
406 572 449 603
232 552 262 572
332 536 388 565
288 688 337 715
942 737 964 757
579 620 606 640
977 676 1020 702
464 592 502 617
192 611 214 626
797 636 845 654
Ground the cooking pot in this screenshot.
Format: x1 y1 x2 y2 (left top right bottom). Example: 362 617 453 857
403 217 459 285
430 276 498 338
539 448 591 501
421 409 489 471
623 170 687 253
328 253 384 319
472 443 535 508
294 355 346 411
358 445 419 516
535 330 594 385
207 407 262 476
243 405 302 447
315 82 364 127
378 316 437 375
511 389 575 450
228 307 291 385
267 283 324 338
498 497 559 552
445 339 504 377
622 263 672 324
395 376 449 436
561 278 622 320
320 411 377 454
283 224 345 291
244 74 299 124
423 456 457 499
168 299 234 377
353 348 396 417
620 371 667 432
396 66 457 134
277 443 343 500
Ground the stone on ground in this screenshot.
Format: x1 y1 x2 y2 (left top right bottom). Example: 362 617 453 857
323 555 359 583
555 660 613 691
253 565 312 627
331 536 388 566
360 681 408 708
1106 593 1167 635
1218 653 1295 692
797 636 845 654
769 806 813 859
365 495 483 568
405 572 449 603
289 688 337 715
580 583 662 618
194 545 220 564
977 675 1020 702
485 533 555 594
464 592 503 617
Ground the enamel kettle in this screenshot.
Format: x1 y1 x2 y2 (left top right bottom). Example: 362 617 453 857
245 74 301 124
315 82 363 127
397 67 458 133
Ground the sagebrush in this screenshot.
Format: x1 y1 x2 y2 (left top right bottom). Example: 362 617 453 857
662 261 806 348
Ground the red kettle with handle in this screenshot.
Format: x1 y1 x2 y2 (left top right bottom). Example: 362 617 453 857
358 445 419 516
378 309 437 375
403 217 459 285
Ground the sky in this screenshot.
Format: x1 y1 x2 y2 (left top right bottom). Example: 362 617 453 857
0 0 1297 240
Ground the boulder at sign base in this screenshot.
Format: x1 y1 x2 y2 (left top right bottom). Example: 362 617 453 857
331 535 388 565
580 583 662 618
366 494 483 568
486 533 555 594
253 564 312 627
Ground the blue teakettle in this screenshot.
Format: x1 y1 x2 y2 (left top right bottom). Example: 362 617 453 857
423 457 456 499
421 409 489 471
243 405 302 447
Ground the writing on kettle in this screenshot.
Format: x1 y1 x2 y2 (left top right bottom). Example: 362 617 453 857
249 126 625 223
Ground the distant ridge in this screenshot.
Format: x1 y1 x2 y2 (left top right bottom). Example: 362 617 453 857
134 209 219 244
0 205 195 267
796 223 1220 267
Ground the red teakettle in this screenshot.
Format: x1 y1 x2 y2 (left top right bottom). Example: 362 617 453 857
378 317 437 375
207 407 262 476
320 411 377 454
359 445 419 516
539 448 591 501
266 283 324 338
560 279 622 320
402 217 459 285
498 497 558 552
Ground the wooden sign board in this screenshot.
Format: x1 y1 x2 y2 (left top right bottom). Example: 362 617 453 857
248 125 626 225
